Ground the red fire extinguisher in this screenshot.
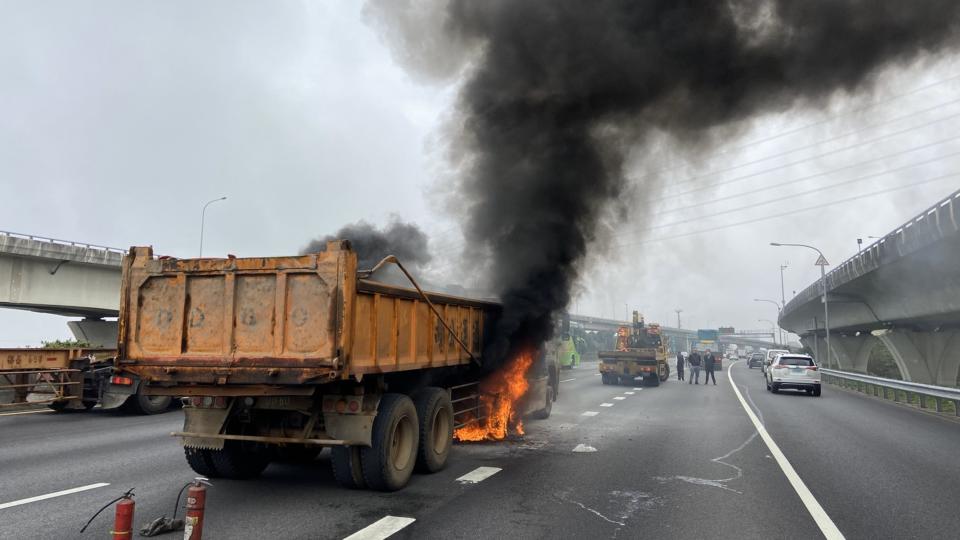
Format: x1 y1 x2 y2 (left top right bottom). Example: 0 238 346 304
112 493 135 540
183 477 212 540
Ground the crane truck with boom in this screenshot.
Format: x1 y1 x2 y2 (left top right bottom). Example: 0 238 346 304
598 311 669 386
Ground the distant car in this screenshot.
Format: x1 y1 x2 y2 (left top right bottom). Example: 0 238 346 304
765 354 821 396
747 353 764 369
762 349 790 374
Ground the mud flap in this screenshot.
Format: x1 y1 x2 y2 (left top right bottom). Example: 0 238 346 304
182 407 231 450
100 381 136 410
324 412 376 446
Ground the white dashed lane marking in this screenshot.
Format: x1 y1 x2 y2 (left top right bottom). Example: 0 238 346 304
581 411 599 416
0 483 110 510
613 397 625 401
560 378 576 383
572 444 598 453
456 466 502 484
632 387 642 391
624 392 635 395
600 403 614 407
344 516 416 540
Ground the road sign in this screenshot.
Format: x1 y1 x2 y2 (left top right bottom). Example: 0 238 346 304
814 254 829 266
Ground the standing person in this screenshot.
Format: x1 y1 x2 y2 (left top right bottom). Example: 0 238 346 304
687 350 701 385
676 350 685 381
703 350 717 385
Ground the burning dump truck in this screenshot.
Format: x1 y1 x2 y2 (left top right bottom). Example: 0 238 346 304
114 241 557 491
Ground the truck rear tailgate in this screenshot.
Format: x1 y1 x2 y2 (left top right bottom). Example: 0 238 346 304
117 246 349 386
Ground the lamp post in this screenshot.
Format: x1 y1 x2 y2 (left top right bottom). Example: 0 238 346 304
759 319 777 344
779 264 788 343
754 299 782 345
674 309 682 329
199 196 227 258
771 242 830 367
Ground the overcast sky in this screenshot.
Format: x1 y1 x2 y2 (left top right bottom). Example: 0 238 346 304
3 2 959 346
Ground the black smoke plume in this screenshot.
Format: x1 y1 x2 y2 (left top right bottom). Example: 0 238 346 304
301 218 431 271
367 0 960 363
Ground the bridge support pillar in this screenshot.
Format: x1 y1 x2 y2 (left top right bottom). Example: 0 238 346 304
68 319 118 348
871 329 947 385
828 334 876 373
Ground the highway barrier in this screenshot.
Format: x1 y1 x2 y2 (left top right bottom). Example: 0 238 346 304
820 368 960 416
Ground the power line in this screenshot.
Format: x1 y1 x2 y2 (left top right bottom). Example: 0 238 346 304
664 95 960 189
616 173 958 247
639 149 960 234
658 108 960 201
638 71 960 181
649 136 960 219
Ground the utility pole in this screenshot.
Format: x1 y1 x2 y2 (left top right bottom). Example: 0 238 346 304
771 242 830 367
674 309 683 329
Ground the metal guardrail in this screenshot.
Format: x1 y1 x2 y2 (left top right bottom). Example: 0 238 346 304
820 368 960 416
0 230 125 255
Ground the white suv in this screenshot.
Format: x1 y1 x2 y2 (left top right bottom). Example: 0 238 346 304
762 349 790 374
765 354 821 396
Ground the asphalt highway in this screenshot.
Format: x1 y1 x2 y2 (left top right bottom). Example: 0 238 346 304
1 359 958 539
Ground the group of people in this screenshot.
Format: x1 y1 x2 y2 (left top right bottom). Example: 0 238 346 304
675 349 717 385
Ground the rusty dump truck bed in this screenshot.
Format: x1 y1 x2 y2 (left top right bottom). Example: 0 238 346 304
117 242 500 389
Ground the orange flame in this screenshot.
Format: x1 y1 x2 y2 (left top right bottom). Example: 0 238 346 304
454 350 534 442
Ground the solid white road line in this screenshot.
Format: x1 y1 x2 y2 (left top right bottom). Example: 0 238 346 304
581 411 599 416
560 378 576 383
613 396 626 401
0 483 110 510
456 466 502 484
727 364 845 540
344 516 416 540
0 409 54 417
600 403 614 407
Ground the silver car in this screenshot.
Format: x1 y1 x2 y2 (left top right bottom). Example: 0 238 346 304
765 354 821 396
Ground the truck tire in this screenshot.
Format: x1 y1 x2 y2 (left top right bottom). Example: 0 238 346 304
184 447 219 477
205 440 271 479
361 393 418 491
121 391 172 415
412 388 453 474
601 373 612 385
645 374 660 387
533 383 554 420
660 364 670 382
274 445 322 463
331 446 367 489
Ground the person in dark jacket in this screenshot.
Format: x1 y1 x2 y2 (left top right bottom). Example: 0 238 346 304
703 350 717 385
687 351 701 384
676 351 685 381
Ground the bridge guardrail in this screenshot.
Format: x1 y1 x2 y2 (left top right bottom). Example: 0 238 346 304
820 368 960 416
0 230 125 255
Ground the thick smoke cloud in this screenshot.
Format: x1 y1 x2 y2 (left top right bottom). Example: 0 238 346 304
367 0 960 363
302 218 431 271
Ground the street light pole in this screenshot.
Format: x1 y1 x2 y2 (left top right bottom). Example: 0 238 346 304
770 242 830 368
759 319 777 344
754 299 782 345
674 309 682 329
779 264 788 345
199 196 227 258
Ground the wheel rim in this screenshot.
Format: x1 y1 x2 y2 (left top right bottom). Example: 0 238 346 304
431 406 452 456
390 414 415 471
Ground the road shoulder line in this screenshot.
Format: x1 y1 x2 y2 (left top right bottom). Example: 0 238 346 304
727 363 845 540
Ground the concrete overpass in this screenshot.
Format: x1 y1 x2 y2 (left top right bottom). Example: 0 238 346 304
780 188 960 386
569 314 778 353
0 231 122 346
